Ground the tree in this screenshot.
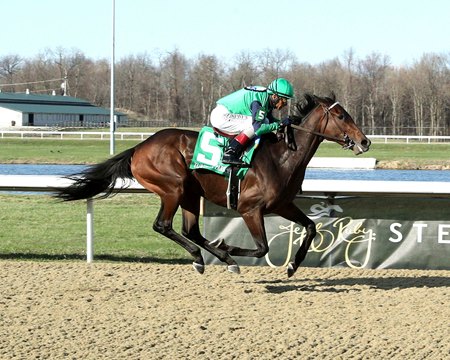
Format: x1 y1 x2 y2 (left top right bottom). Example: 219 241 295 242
160 49 189 122
0 54 23 91
0 48 448 134
227 51 259 91
190 55 224 124
410 54 449 135
356 52 390 134
257 48 296 84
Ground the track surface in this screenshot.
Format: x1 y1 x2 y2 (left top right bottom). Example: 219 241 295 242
1 261 449 359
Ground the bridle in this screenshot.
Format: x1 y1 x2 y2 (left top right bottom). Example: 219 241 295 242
289 101 355 149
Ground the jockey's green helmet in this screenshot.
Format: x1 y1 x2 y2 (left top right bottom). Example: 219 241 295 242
267 78 294 99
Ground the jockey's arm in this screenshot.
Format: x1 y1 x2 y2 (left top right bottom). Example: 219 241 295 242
250 101 281 136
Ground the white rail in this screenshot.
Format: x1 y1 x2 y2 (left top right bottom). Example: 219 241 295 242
1 175 450 263
0 130 154 140
368 135 450 143
1 130 450 143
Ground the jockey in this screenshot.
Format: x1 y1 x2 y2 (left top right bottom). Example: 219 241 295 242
210 78 294 166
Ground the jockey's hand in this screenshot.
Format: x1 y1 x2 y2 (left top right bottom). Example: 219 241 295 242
276 131 285 142
280 117 291 127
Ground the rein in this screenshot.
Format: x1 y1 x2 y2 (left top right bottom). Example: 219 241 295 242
289 101 345 143
290 123 343 143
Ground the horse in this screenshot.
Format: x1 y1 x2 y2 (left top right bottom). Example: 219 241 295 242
54 94 371 277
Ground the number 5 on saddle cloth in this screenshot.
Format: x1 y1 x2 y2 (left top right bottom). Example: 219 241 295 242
189 126 259 209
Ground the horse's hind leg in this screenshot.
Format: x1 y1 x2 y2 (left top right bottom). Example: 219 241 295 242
152 198 205 272
212 209 270 259
153 195 240 274
181 205 241 274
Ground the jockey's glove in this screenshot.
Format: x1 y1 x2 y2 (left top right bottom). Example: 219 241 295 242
280 117 291 127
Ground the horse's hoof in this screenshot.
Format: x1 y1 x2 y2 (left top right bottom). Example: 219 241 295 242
227 264 240 275
210 238 224 248
287 262 297 278
192 262 205 274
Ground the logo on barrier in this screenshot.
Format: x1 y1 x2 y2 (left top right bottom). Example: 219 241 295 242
204 198 450 270
308 202 343 219
266 214 376 269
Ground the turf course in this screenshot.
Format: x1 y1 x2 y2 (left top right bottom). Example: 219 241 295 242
0 193 189 262
1 137 450 167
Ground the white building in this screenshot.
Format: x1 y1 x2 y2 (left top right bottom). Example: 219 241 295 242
0 92 126 127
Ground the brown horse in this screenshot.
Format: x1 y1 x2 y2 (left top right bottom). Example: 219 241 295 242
54 94 370 277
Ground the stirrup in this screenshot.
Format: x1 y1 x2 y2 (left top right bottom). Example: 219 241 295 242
222 156 250 168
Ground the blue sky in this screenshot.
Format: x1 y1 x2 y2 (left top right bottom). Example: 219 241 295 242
3 0 449 66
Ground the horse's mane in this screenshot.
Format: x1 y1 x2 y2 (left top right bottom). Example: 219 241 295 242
290 93 336 125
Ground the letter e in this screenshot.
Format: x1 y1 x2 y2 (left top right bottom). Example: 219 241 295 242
438 224 450 244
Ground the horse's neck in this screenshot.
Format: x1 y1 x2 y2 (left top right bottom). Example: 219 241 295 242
296 130 322 166
274 116 323 186
288 130 321 176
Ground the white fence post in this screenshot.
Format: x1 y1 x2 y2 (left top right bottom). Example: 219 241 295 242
86 198 94 263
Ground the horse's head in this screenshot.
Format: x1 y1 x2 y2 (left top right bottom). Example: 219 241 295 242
290 94 371 155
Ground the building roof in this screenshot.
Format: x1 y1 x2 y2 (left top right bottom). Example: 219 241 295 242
0 92 122 116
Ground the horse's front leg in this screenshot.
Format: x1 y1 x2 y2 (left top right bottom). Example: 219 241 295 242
273 202 316 278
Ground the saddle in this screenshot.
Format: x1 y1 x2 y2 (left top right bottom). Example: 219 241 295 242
190 127 259 210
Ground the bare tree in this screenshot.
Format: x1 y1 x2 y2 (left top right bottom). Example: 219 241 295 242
52 47 90 97
190 54 224 124
357 52 390 134
0 54 23 91
412 54 449 135
160 49 189 121
0 47 448 134
227 51 259 91
257 48 296 84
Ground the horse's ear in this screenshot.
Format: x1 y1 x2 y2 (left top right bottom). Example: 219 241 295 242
295 93 316 118
304 93 316 105
329 91 336 102
312 94 321 104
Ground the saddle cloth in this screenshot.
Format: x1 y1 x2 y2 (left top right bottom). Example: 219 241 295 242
189 126 258 180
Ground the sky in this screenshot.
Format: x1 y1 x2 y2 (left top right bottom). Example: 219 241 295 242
2 0 450 67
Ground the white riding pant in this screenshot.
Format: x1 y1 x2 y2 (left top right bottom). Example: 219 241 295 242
210 104 255 137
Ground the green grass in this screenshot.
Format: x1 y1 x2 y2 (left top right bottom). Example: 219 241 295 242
1 137 450 166
0 139 140 164
316 142 450 160
0 193 190 263
315 142 450 168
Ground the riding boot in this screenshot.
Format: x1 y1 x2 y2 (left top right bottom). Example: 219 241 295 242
222 133 250 166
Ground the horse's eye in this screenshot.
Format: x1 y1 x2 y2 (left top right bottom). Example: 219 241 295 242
337 114 344 120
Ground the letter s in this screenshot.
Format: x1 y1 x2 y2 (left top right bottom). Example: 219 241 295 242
389 223 403 243
197 131 224 166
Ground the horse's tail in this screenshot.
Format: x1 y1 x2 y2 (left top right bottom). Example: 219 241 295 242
54 146 136 201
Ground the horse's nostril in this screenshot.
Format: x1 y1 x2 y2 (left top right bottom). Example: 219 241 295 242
361 139 371 148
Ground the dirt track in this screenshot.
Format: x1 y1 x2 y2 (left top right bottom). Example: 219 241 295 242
0 261 449 359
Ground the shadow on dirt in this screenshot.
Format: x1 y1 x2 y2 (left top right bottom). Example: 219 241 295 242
0 252 191 265
254 276 450 294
